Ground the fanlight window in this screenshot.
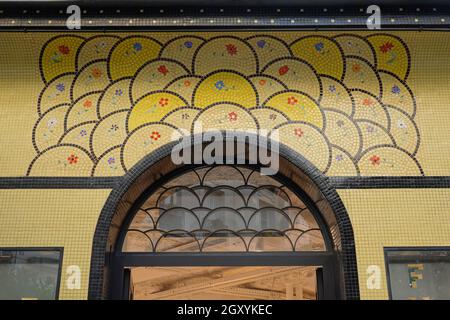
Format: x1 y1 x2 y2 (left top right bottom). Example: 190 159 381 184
122 166 327 252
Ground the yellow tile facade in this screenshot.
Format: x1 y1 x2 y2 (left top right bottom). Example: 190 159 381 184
338 189 450 299
0 30 449 300
0 189 111 299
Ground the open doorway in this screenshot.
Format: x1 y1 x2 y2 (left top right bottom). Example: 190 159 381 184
128 266 321 300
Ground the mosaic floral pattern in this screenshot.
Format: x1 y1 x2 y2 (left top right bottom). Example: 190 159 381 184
29 33 423 177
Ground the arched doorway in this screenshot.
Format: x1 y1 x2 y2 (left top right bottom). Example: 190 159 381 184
88 134 359 300
112 165 337 299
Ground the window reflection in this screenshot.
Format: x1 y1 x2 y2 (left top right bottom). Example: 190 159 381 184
0 249 61 300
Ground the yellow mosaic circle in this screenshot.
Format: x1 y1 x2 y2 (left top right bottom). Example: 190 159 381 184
290 36 344 80
131 59 189 102
39 74 74 115
327 146 359 176
128 92 188 131
319 76 354 116
193 37 257 75
91 111 128 158
270 122 330 172
72 61 109 101
193 71 257 108
249 76 287 103
160 36 205 71
351 91 389 129
162 107 201 133
108 36 162 81
343 57 381 97
28 145 94 176
333 35 376 65
40 36 85 83
246 35 291 70
379 71 415 116
367 34 410 80
323 110 361 157
165 76 203 103
98 79 132 118
358 146 422 176
92 146 124 176
356 120 394 152
249 108 288 132
34 105 70 152
263 91 324 129
66 93 102 129
77 36 120 70
60 123 96 152
122 124 183 170
261 58 321 100
192 103 258 133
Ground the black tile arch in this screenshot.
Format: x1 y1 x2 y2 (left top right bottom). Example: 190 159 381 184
87 131 360 300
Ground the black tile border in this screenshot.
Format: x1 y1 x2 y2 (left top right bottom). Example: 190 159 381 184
330 176 450 189
1 176 450 190
0 177 119 189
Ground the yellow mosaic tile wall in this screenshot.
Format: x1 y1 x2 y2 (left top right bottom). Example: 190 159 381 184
0 31 449 177
0 189 111 299
338 188 450 300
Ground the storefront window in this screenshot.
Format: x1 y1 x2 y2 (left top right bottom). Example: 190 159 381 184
0 249 62 300
386 248 450 300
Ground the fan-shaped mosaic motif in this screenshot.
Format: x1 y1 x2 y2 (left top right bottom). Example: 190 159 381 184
29 33 423 177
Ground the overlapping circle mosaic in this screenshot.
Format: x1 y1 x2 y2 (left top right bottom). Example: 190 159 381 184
29 33 423 176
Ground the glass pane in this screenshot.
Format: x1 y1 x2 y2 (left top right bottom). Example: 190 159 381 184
157 187 200 209
202 208 246 231
123 231 153 252
248 186 290 209
129 266 319 300
129 210 154 231
122 165 327 253
202 232 247 252
0 249 61 300
155 231 200 252
386 249 450 300
203 166 245 188
157 208 200 231
202 188 245 209
248 208 291 231
295 230 326 251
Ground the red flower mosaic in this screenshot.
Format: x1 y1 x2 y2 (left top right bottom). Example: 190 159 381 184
67 154 78 165
226 44 238 55
228 111 238 122
294 128 304 137
58 45 70 55
184 80 191 87
159 98 169 106
352 63 362 73
379 42 394 53
92 68 102 78
83 100 93 108
150 131 161 141
362 98 373 106
278 65 289 76
157 65 169 76
287 96 298 106
369 155 381 166
259 79 267 86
